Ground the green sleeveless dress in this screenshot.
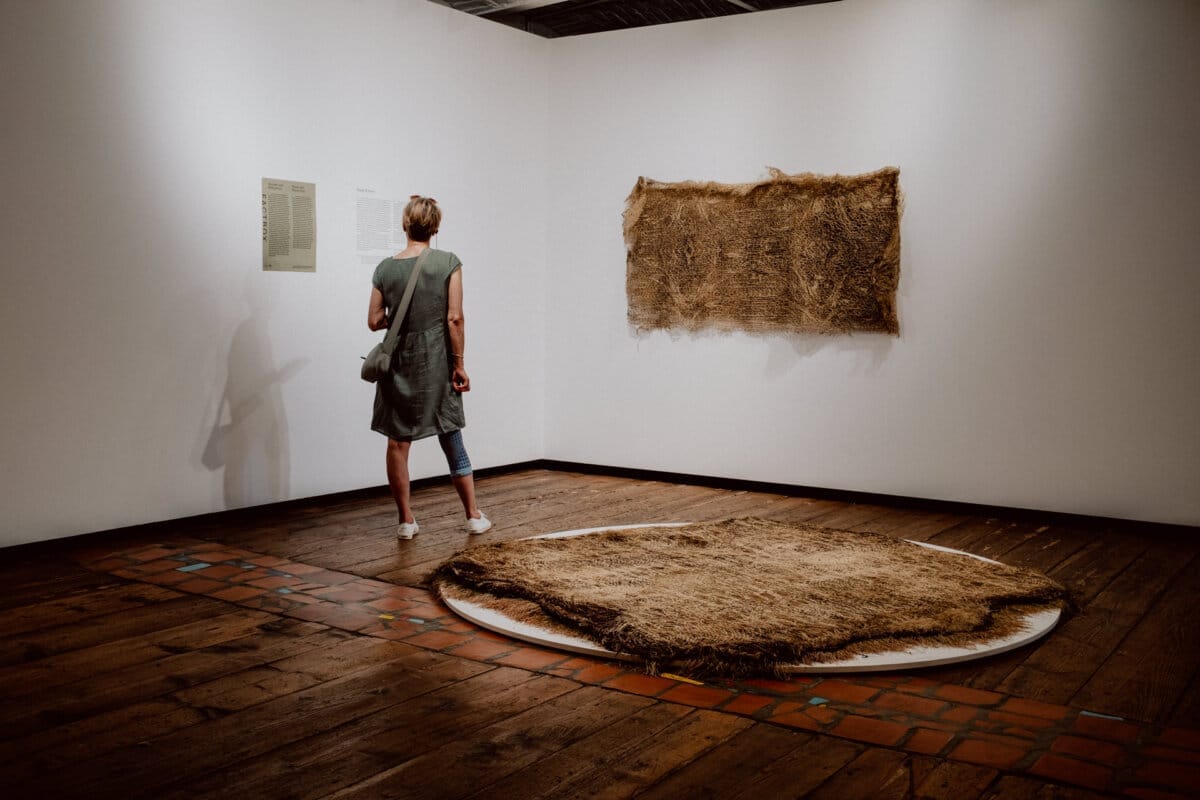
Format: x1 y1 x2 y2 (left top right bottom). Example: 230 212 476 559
370 249 466 441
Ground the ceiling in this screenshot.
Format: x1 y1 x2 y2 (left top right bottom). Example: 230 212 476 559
429 0 841 39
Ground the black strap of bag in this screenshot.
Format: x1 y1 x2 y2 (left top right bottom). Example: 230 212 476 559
380 247 432 358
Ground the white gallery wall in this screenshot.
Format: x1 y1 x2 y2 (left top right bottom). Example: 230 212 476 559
543 0 1200 525
2 0 1198 548
0 0 548 547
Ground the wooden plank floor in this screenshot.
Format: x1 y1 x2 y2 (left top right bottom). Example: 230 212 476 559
2 467 1197 798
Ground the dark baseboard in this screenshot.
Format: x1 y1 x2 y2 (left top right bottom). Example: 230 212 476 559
534 459 1199 537
11 460 547 558
14 458 1194 557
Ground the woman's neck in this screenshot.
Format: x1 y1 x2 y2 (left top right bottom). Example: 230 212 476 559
396 239 430 258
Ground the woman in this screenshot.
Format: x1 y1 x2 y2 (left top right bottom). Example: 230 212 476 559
367 196 491 539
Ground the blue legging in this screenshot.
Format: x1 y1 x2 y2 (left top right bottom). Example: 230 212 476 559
437 430 473 478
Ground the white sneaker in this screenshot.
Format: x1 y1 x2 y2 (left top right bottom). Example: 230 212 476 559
465 513 492 535
397 521 420 540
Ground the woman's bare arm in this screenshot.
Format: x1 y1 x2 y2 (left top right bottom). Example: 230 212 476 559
447 268 470 392
368 287 387 331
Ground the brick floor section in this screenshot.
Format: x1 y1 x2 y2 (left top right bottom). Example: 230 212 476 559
1030 753 1115 792
1122 788 1196 800
833 714 909 746
80 541 1200 799
875 691 947 717
1002 696 1071 720
814 679 879 705
771 709 822 732
904 727 955 756
931 684 1004 706
601 672 676 697
719 693 774 717
492 647 570 672
211 585 268 602
445 637 517 662
407 630 472 651
950 738 1028 770
659 683 734 708
1051 734 1128 765
1136 761 1200 794
1158 727 1200 751
1073 713 1144 744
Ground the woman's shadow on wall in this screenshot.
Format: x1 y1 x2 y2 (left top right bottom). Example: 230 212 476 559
200 283 308 509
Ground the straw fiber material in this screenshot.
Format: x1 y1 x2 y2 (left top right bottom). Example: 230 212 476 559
624 167 901 335
433 518 1067 677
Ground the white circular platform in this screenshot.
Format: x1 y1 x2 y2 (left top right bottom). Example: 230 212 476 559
441 523 1062 673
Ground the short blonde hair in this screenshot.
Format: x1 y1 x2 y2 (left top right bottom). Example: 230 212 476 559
403 195 441 241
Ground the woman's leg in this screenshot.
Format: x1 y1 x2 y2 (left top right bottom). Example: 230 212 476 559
438 430 483 520
386 438 415 523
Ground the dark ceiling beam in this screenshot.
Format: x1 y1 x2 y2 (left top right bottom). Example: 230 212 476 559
453 0 840 39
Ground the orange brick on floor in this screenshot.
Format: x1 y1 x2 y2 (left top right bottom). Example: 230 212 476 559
211 585 268 602
601 672 676 697
1072 714 1142 744
1030 753 1114 792
365 596 412 612
1050 734 1128 765
1135 760 1200 794
932 684 1004 707
770 709 822 732
1141 744 1200 764
249 576 303 590
1000 697 1070 721
139 570 199 586
127 547 177 562
813 679 878 705
130 559 187 574
177 577 228 594
808 705 841 725
949 738 1029 770
719 693 774 717
492 647 569 672
986 709 1062 731
444 637 516 662
1122 788 1196 800
740 677 812 695
571 663 626 686
1157 727 1200 752
831 714 909 747
659 683 733 709
195 564 246 580
407 630 471 651
905 727 956 756
189 550 246 564
940 705 980 724
874 691 947 717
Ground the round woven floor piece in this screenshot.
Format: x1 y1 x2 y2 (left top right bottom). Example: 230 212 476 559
440 523 1062 674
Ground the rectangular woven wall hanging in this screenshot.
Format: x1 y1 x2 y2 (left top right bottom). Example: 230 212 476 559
623 167 901 335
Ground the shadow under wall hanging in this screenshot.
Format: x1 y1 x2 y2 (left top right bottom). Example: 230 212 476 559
624 167 901 335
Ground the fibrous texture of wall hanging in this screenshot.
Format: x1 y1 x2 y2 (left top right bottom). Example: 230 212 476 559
624 167 901 335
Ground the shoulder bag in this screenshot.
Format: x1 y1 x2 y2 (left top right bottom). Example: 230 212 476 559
360 248 431 383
